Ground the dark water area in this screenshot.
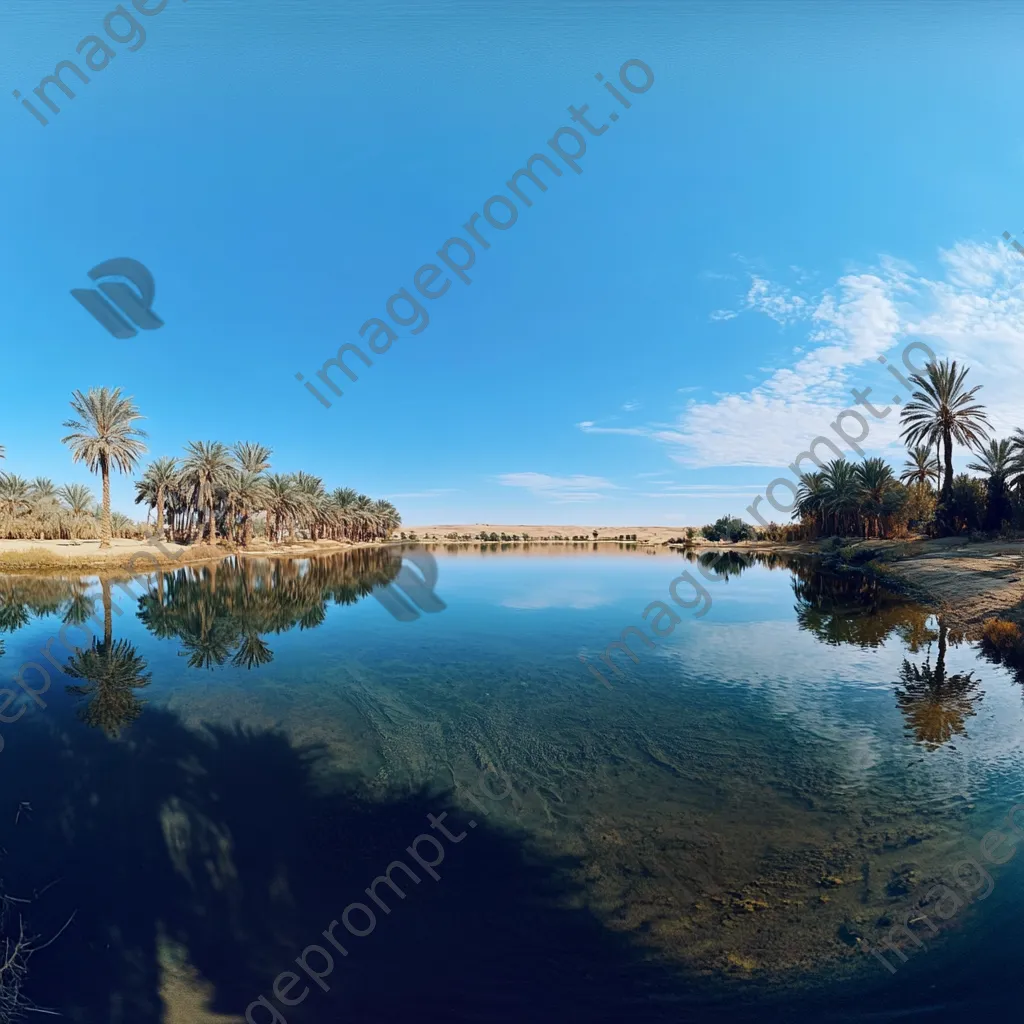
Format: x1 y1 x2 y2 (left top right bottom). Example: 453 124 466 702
1 546 1023 1023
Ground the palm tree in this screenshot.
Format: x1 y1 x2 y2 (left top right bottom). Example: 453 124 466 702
264 474 299 543
900 445 940 488
822 459 862 535
372 498 400 539
140 456 179 538
232 441 272 475
855 457 900 538
967 437 1016 479
231 471 268 546
330 487 359 540
61 387 148 549
0 473 31 521
182 441 233 545
967 438 1019 530
58 482 94 518
899 360 990 501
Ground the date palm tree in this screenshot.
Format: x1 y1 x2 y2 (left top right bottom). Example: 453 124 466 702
231 470 269 546
139 456 179 538
264 474 299 543
822 459 862 535
61 387 148 549
182 441 233 545
899 360 989 501
232 441 272 475
900 445 940 488
59 482 95 539
967 437 1020 530
1009 428 1024 496
855 457 900 538
372 498 401 538
0 473 31 520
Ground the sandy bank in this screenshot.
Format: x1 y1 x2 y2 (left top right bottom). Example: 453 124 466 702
0 537 387 576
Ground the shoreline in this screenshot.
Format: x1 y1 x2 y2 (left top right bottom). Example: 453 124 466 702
0 537 392 577
3 533 1023 638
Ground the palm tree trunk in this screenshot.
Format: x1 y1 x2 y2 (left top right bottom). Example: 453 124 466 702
155 484 165 535
100 456 112 549
942 430 954 499
208 498 216 545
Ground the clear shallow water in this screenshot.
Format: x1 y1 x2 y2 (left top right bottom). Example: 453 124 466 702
1 545 1023 1023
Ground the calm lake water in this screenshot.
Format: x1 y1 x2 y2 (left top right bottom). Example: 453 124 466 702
1 545 1023 1023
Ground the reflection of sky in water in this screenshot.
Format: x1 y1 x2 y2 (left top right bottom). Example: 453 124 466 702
4 549 1024 1020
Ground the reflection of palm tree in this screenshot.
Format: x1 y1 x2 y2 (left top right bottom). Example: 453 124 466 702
791 565 933 648
894 622 982 749
135 547 402 670
0 576 92 633
65 638 152 737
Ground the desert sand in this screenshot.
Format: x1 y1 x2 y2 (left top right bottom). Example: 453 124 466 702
403 523 697 543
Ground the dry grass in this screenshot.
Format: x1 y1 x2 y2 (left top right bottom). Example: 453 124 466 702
981 617 1023 651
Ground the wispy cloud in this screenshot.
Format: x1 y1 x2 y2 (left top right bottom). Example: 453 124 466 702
577 420 649 437
621 399 641 411
496 472 618 503
660 240 1024 467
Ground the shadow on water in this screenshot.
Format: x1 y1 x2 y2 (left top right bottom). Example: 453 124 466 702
1 705 821 1024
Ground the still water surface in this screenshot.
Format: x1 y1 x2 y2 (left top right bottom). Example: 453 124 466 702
1 546 1022 1023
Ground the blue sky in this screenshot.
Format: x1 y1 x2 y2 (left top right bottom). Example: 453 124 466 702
2 0 1024 526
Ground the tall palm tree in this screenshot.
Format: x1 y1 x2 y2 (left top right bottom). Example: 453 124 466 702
855 457 900 538
794 472 828 536
899 360 990 501
966 437 1016 479
330 487 359 540
967 438 1019 530
264 474 299 543
900 445 941 488
372 498 400 538
140 456 179 538
822 459 862 535
182 441 233 545
61 387 148 549
232 441 273 475
232 471 269 546
1003 429 1024 496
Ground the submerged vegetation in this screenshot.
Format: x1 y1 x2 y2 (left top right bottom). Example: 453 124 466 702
0 388 402 549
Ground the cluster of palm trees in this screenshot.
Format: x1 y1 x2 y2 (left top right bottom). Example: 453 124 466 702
135 442 400 547
0 475 140 541
792 359 1024 538
0 387 402 548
